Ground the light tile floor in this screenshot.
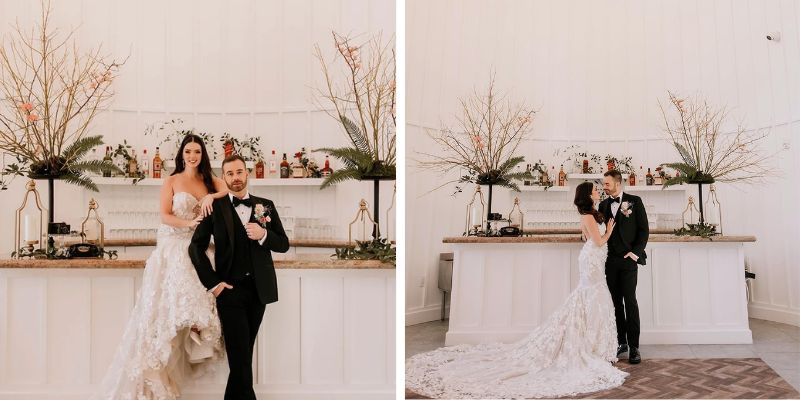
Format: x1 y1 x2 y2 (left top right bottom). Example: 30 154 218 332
405 318 800 391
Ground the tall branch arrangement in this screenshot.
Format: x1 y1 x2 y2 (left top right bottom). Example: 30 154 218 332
658 91 775 187
313 31 396 189
0 0 123 191
418 76 535 192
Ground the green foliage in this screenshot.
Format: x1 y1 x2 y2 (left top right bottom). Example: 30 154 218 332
659 162 715 188
673 222 719 239
314 146 395 189
10 135 122 191
333 238 396 265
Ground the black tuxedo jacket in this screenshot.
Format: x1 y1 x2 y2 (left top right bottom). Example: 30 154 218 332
599 192 649 266
189 195 290 305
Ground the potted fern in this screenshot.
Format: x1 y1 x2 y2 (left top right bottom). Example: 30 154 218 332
0 1 124 225
313 31 396 238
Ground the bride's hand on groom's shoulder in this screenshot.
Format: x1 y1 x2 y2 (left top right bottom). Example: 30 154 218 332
199 194 215 217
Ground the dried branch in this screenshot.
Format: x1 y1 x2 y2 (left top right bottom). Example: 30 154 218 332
313 31 395 167
417 74 535 190
658 91 778 186
0 0 125 181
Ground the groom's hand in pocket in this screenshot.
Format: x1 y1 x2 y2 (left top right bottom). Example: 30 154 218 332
211 282 234 297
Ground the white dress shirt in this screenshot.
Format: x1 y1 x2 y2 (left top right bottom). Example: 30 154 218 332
610 191 624 218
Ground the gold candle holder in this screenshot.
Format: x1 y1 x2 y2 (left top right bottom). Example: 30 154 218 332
464 185 486 236
14 180 46 257
682 196 700 226
705 184 723 234
348 199 379 245
80 198 105 248
385 184 396 242
508 197 524 229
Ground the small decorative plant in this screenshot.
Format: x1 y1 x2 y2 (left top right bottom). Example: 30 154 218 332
333 238 396 266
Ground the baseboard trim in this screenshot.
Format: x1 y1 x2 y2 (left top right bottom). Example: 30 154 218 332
405 304 449 326
748 303 800 327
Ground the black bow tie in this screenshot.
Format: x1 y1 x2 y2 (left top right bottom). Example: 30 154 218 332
610 196 621 203
232 197 252 208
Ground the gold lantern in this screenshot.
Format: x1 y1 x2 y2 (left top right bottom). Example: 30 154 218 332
705 184 723 234
80 198 105 248
464 185 486 236
14 180 46 257
681 196 700 226
508 197 524 229
348 199 380 245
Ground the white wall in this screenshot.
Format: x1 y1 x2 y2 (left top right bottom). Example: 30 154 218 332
406 0 800 326
0 0 396 253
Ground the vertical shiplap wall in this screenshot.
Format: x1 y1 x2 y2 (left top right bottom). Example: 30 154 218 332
0 0 397 254
406 0 799 326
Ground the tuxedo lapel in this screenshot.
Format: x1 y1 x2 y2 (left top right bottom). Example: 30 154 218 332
221 196 236 249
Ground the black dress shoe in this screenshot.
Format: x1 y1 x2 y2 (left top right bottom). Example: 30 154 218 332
629 347 641 364
616 344 629 357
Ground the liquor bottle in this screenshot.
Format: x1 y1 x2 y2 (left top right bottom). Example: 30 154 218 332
291 153 305 178
523 164 532 186
152 147 163 179
540 165 549 185
550 166 556 184
255 158 265 179
268 150 278 178
558 164 566 186
102 146 113 177
128 149 138 177
646 167 654 186
141 149 150 177
536 160 545 185
582 159 590 174
321 155 333 177
628 168 636 186
280 153 290 179
654 167 663 185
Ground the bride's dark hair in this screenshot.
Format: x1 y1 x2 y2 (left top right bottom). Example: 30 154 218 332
171 134 216 194
574 181 604 224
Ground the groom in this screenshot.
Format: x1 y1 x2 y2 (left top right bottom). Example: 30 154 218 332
189 154 290 399
599 170 649 364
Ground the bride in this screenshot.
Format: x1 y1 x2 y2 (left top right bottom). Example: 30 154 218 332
93 134 229 399
406 182 628 399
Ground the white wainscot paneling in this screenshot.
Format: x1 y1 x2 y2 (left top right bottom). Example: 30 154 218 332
0 268 395 400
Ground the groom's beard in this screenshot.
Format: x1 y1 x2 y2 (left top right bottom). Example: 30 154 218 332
227 179 246 192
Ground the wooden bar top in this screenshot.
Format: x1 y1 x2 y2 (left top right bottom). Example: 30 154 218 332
0 255 394 270
443 234 757 244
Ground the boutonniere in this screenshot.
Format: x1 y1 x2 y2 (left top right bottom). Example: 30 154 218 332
253 203 272 227
620 201 633 217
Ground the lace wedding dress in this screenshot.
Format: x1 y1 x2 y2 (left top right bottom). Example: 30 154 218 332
92 192 224 400
406 223 628 399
